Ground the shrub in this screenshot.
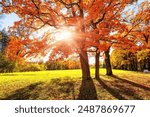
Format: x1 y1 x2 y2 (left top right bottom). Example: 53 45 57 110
18 63 46 72
0 53 16 73
46 60 81 70
67 60 81 69
46 61 67 70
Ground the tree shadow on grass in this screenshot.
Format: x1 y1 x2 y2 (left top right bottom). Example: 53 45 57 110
1 82 43 100
77 78 98 100
96 75 148 100
42 79 75 100
0 74 18 76
96 78 126 100
1 78 76 100
112 75 150 91
0 74 38 76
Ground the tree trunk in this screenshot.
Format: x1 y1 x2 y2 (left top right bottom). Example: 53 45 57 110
95 51 100 79
140 61 143 71
148 59 150 71
144 59 146 69
104 48 113 75
133 58 138 71
79 50 91 80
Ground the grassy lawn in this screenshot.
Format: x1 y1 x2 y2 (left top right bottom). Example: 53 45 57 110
0 69 150 100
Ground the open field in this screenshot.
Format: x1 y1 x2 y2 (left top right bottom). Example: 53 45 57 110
0 69 150 100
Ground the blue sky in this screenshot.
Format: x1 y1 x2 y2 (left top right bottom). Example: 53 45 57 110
0 0 148 31
0 13 20 30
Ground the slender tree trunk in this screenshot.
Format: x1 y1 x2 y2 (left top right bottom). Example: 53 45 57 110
79 50 91 80
95 51 100 79
148 58 150 71
140 61 142 71
104 48 113 75
131 60 134 71
134 58 138 71
144 59 146 69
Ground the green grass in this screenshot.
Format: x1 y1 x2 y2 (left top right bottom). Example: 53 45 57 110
0 69 150 100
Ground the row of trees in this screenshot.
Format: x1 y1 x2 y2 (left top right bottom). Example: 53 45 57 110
46 60 81 70
0 53 81 73
111 49 150 71
0 0 150 79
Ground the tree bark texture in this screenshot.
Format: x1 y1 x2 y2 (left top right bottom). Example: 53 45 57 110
104 48 113 76
79 50 91 80
95 51 100 79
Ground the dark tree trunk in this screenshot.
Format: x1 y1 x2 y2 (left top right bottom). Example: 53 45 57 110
135 61 137 71
148 58 150 71
95 51 100 79
140 61 143 71
144 59 147 69
78 4 91 80
79 50 91 80
133 58 138 71
104 48 113 76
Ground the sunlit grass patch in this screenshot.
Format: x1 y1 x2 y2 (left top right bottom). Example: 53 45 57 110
0 69 150 100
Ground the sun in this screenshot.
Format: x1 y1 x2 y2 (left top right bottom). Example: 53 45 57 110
54 27 74 41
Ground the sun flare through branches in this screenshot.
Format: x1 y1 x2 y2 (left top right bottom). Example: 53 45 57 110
54 27 75 41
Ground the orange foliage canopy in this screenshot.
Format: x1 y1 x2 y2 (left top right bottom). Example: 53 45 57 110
5 35 48 60
0 0 144 60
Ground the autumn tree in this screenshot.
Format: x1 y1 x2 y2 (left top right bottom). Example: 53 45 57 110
132 1 150 48
110 1 150 72
1 0 92 79
89 0 140 77
99 0 150 76
123 0 150 71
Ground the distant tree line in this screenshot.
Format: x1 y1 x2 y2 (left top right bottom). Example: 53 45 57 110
111 49 150 71
46 60 81 70
0 58 81 73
